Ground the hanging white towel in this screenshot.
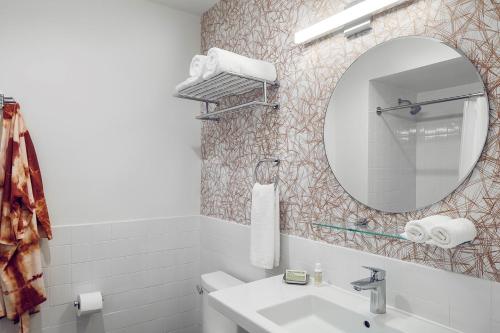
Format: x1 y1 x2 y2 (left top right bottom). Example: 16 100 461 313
203 47 277 81
428 218 477 249
250 183 280 269
189 55 208 78
273 185 280 268
404 215 451 243
458 96 488 179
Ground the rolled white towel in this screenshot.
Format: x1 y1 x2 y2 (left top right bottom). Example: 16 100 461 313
428 218 477 249
203 47 277 81
189 55 208 78
404 215 451 243
175 76 202 92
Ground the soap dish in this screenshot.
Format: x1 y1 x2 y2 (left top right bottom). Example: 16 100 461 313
283 273 309 285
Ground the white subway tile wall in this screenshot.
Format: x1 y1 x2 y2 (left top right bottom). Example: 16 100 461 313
0 217 201 333
2 215 495 333
200 216 499 333
367 82 417 212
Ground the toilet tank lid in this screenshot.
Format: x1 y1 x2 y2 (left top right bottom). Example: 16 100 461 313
201 271 244 292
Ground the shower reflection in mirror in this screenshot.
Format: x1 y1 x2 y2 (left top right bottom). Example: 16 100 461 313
324 36 489 213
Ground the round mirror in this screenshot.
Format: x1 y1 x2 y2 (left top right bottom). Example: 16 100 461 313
324 36 489 213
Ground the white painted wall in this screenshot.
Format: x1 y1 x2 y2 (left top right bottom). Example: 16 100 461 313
0 0 202 225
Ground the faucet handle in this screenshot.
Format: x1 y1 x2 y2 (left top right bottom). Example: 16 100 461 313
362 266 385 280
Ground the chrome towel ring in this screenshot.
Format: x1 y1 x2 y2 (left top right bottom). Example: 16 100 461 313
253 158 280 189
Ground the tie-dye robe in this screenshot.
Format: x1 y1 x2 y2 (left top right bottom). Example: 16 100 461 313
0 103 52 332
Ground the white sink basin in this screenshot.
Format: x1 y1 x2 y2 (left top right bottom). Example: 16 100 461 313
258 295 401 333
208 275 463 333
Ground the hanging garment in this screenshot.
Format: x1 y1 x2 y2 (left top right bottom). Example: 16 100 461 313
0 103 51 333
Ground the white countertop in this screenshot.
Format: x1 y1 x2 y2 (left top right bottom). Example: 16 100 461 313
208 275 462 333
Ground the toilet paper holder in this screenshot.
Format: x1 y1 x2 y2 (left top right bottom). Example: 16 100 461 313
73 296 104 309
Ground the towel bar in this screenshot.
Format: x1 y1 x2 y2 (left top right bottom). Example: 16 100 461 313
0 94 16 109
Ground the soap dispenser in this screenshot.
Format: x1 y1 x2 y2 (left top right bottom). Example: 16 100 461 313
314 263 323 286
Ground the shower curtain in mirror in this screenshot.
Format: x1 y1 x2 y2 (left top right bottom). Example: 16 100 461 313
459 97 489 179
0 103 52 333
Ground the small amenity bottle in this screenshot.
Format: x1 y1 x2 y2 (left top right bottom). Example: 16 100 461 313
314 263 323 286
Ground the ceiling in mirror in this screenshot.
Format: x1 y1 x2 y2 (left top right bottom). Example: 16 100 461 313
324 36 489 213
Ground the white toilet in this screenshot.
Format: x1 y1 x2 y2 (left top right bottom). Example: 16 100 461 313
201 271 245 333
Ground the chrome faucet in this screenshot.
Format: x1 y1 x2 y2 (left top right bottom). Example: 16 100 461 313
351 266 386 314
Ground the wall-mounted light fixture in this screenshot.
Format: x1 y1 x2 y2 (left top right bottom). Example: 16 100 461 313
294 0 407 44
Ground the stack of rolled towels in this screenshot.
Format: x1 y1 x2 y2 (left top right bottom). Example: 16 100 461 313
403 215 477 249
175 47 277 92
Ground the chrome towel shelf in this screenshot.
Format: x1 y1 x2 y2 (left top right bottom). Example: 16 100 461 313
174 71 279 121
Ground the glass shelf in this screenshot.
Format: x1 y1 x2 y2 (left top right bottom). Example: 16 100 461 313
312 217 407 240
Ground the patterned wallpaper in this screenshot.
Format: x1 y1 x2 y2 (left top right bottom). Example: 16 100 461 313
200 0 499 281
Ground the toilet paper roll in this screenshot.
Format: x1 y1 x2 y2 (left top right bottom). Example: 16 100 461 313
76 291 103 316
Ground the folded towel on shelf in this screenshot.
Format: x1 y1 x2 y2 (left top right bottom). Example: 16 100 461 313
203 47 277 82
250 183 280 269
175 76 202 93
404 215 451 243
189 55 208 78
428 218 477 249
